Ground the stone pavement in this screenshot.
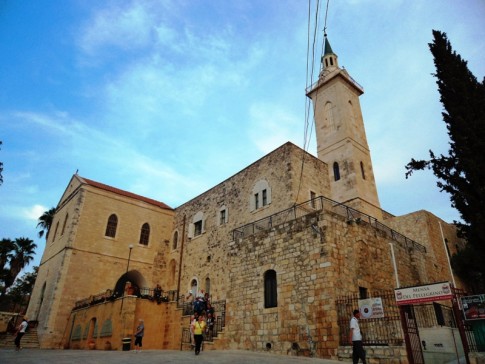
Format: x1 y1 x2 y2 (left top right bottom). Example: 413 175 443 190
0 349 346 364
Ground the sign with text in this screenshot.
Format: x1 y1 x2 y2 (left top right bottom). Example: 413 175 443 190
358 297 384 319
461 295 485 321
394 282 452 305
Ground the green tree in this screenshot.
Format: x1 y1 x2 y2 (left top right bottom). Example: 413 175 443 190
0 267 38 312
8 238 37 285
405 30 485 291
0 238 15 271
37 207 56 240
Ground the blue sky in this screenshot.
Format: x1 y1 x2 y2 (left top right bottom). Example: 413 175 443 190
1 0 484 272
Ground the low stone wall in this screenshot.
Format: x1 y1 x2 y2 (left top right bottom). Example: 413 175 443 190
338 345 409 363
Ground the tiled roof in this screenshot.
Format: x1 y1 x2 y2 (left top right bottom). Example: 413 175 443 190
79 176 173 210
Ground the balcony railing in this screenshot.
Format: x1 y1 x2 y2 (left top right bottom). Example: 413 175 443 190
232 196 426 253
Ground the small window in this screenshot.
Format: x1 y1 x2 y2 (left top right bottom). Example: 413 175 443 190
61 214 69 236
310 191 316 208
333 162 340 181
105 214 118 238
189 212 205 238
264 270 277 308
359 286 368 299
251 180 272 211
52 221 60 242
360 161 366 180
172 231 178 250
220 209 226 225
194 220 203 236
139 223 150 245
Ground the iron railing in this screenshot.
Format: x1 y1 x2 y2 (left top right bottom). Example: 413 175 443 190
73 288 178 311
336 290 404 346
232 196 426 253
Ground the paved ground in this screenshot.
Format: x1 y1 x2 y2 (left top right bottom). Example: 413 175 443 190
0 349 346 364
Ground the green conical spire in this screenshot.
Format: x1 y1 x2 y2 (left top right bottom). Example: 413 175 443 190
324 35 334 55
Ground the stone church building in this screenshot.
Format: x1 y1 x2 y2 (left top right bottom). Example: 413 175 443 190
26 37 467 361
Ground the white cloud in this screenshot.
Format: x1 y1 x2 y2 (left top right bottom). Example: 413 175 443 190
248 102 300 154
78 2 159 55
23 204 48 221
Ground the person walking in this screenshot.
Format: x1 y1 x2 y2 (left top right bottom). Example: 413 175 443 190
14 316 29 351
349 309 366 364
133 319 144 353
192 315 206 355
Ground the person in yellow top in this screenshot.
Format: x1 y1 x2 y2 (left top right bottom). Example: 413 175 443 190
191 315 206 355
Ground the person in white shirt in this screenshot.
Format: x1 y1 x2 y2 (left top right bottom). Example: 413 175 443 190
14 316 28 351
349 309 366 364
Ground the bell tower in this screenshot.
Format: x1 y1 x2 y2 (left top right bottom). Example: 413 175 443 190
306 36 382 219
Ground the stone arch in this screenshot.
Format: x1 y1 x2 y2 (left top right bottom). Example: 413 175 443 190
87 317 96 341
113 270 148 298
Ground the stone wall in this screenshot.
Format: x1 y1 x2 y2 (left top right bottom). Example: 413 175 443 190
218 206 427 360
173 142 330 302
66 296 183 350
27 175 174 348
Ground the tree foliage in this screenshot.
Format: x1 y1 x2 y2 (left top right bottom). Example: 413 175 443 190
37 207 56 240
405 30 485 291
0 237 37 295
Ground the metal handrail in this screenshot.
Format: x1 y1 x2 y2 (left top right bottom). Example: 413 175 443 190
232 196 426 253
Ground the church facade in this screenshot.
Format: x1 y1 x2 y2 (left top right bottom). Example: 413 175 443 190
26 37 466 360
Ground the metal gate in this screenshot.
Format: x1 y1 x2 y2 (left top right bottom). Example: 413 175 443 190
400 305 425 364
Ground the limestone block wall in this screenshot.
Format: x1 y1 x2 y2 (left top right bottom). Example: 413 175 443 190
173 142 330 302
220 207 442 359
27 176 174 348
384 210 466 289
67 297 183 350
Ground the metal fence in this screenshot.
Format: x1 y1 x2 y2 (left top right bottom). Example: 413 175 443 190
336 290 404 346
232 196 426 253
73 288 179 311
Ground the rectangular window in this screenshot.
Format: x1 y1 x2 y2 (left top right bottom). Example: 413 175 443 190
310 191 316 208
254 193 259 209
194 220 203 236
359 286 368 299
220 209 226 225
262 189 267 206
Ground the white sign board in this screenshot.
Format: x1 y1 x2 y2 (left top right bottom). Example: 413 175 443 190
358 297 384 319
394 282 452 305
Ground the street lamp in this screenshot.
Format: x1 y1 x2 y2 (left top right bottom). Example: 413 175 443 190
120 244 134 314
126 244 134 273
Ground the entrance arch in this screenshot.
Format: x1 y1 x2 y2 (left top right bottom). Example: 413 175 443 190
113 270 148 298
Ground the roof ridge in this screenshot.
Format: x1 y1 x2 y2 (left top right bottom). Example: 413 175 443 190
79 176 173 210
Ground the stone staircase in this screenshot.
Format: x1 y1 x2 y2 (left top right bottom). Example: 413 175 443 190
0 327 40 350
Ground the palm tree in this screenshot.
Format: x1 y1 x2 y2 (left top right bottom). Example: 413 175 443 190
8 237 37 287
37 207 56 239
0 238 14 271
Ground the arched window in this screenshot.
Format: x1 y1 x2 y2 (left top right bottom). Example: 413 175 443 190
360 161 366 180
139 223 150 245
264 270 277 308
172 231 178 250
333 162 340 181
61 214 69 235
105 214 118 238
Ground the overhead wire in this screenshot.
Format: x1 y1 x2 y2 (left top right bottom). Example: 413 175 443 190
295 0 329 204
